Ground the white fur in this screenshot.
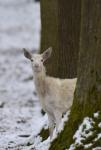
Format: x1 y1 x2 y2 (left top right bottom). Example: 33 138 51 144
24 48 77 138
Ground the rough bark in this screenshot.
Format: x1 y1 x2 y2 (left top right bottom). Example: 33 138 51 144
40 0 81 78
49 0 101 149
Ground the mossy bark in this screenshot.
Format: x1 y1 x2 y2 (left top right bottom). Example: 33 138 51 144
40 0 81 78
49 0 101 149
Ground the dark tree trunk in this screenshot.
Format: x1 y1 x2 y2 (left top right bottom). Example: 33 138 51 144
49 0 101 149
40 0 81 78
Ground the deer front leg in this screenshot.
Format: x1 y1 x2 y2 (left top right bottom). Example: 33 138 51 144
48 114 55 139
54 110 62 132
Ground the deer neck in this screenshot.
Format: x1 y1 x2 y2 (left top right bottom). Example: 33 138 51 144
33 68 47 97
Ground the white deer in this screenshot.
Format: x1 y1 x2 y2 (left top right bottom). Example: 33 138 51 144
23 47 77 138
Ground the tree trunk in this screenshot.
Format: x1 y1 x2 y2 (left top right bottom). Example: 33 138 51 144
40 0 81 78
49 0 101 149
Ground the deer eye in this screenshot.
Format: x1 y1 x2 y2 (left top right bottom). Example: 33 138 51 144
31 59 33 62
41 59 43 62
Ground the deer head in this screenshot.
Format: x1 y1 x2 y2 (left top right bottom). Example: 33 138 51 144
23 47 52 73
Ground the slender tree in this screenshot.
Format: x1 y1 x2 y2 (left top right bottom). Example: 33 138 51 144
40 0 81 78
49 0 101 149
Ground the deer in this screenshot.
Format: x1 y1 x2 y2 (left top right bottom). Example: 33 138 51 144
23 47 77 138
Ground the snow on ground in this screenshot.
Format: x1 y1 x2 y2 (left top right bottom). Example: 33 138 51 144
0 0 47 149
0 50 49 150
69 112 101 150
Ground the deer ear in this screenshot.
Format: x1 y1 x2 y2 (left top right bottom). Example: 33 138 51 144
42 47 52 61
23 48 32 60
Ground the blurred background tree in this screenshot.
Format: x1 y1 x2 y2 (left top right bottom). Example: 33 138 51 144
40 0 81 78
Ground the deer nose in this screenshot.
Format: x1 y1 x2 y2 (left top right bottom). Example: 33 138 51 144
34 64 39 68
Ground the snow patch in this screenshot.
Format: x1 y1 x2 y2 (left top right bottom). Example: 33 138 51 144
73 117 94 145
98 122 101 128
69 117 94 150
94 112 99 118
69 112 101 150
